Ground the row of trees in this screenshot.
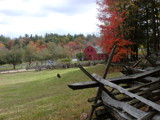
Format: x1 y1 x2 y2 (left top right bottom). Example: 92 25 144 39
0 42 68 69
98 0 160 61
0 33 99 69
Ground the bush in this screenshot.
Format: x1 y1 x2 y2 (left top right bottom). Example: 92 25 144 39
58 58 71 63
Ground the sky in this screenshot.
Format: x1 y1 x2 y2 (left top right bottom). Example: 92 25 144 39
0 0 100 38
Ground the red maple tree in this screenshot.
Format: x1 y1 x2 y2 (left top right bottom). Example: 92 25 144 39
97 0 134 62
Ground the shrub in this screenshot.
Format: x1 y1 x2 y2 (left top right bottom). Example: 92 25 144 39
58 58 71 63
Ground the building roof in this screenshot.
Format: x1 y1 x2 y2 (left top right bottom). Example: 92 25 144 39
92 46 104 54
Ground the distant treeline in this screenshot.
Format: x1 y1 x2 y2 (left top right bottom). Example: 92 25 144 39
0 33 98 49
0 33 100 69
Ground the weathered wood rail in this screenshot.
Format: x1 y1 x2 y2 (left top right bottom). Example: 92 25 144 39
68 65 160 120
68 44 160 120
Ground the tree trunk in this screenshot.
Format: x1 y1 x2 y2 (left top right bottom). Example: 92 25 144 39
151 0 157 52
29 61 31 67
155 0 160 52
13 64 16 70
146 1 150 55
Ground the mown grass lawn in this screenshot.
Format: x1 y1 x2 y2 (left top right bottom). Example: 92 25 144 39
0 64 120 120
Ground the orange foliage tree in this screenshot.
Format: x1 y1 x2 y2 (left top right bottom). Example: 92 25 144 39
0 42 5 48
97 0 134 62
28 40 46 52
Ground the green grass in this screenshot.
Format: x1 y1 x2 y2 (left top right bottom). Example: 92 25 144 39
0 64 120 120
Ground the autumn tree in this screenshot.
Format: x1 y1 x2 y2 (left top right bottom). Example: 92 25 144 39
6 40 14 49
65 41 76 57
97 0 160 61
97 0 133 62
0 42 5 48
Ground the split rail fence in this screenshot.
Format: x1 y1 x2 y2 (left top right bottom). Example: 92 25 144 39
68 44 160 120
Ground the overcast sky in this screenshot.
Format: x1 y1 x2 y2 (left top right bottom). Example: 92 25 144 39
0 0 99 38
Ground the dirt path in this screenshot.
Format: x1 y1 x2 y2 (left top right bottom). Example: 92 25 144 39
0 69 35 74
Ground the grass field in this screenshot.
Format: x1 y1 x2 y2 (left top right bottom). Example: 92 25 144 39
0 64 120 120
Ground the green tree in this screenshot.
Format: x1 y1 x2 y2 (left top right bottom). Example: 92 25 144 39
76 52 84 61
46 42 56 60
25 45 36 66
35 48 50 64
0 48 7 65
0 35 11 46
54 45 69 59
5 48 24 69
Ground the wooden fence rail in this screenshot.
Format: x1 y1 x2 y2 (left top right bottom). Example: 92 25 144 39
68 45 160 120
68 65 160 120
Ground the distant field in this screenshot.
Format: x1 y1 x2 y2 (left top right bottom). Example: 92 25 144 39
0 64 120 120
